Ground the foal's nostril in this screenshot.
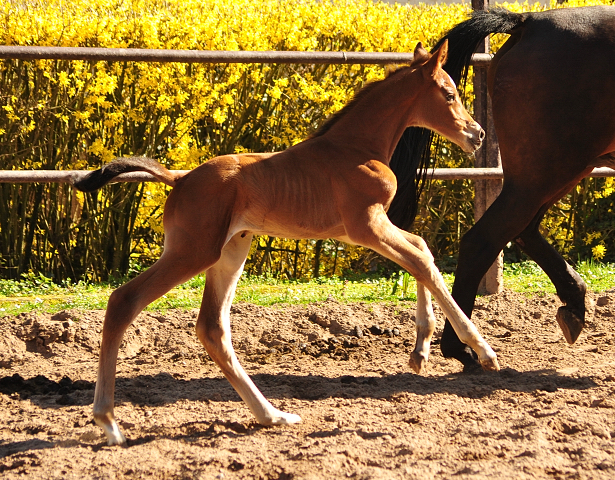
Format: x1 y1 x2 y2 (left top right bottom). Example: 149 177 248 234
479 128 486 141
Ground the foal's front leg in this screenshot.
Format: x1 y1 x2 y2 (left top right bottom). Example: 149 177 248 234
196 233 301 425
348 207 499 371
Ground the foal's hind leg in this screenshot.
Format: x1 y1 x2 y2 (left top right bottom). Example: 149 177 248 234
196 233 302 426
514 206 592 344
410 283 436 374
398 232 436 374
93 252 209 445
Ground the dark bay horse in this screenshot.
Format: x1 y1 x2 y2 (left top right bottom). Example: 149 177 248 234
389 6 615 370
73 41 497 445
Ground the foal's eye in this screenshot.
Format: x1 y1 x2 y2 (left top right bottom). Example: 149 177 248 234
445 92 456 103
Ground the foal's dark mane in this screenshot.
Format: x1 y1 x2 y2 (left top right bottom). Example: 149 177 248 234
309 65 410 139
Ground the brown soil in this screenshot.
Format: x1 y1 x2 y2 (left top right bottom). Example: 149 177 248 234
1 289 614 479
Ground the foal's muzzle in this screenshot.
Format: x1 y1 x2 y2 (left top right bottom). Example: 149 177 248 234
464 123 485 153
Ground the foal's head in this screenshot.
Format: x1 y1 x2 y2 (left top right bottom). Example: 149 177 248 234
409 40 484 153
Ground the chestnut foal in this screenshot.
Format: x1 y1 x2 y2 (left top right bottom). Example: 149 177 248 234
75 41 498 446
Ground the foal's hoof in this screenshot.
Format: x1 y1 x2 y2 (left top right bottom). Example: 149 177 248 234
262 410 302 426
95 418 127 446
556 306 585 344
94 411 128 447
277 412 302 425
106 430 128 447
477 344 500 372
409 351 428 374
480 355 500 372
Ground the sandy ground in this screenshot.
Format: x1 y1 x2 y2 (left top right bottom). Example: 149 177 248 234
0 289 614 479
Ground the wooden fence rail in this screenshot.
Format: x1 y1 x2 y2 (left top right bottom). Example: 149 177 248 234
0 45 492 66
1 167 615 184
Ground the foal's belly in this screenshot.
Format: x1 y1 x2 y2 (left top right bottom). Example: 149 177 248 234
233 211 348 242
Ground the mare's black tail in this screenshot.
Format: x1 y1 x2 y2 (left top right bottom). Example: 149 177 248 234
387 8 523 231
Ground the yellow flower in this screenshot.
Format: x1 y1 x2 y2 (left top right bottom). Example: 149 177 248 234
592 244 606 260
88 138 105 156
268 85 282 100
58 71 70 87
212 107 227 124
584 232 601 245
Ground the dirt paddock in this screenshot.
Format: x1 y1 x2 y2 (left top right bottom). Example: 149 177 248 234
0 289 614 479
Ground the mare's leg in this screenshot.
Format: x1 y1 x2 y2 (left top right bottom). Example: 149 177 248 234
196 233 302 425
398 231 436 374
345 207 498 370
514 208 591 344
442 183 548 370
94 250 213 445
443 179 588 369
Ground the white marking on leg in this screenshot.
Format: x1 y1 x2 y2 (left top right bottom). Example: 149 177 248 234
409 283 436 374
197 233 302 425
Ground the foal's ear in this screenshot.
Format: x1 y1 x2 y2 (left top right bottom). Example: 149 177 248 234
411 42 431 66
432 39 449 71
423 39 448 77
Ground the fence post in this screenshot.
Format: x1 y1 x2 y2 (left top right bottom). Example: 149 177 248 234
472 0 503 295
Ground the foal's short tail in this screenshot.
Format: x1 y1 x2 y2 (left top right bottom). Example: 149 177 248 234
72 157 182 192
387 8 523 231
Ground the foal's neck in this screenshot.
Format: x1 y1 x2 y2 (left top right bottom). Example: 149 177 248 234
321 69 421 164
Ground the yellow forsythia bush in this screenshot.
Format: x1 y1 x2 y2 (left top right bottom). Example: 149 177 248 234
0 0 611 281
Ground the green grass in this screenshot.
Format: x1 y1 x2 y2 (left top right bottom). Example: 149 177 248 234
1 260 615 317
502 260 615 294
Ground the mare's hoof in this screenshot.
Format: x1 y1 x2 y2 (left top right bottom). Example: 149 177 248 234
556 306 585 344
409 351 428 374
455 346 482 373
463 356 499 373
